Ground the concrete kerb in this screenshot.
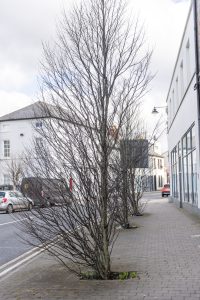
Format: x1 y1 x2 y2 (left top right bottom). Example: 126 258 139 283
0 233 64 280
0 246 44 279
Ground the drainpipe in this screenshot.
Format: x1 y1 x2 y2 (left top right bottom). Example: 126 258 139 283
194 0 200 106
193 0 200 208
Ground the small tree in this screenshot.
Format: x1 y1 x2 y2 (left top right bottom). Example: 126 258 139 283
111 113 163 224
20 0 152 279
5 158 23 190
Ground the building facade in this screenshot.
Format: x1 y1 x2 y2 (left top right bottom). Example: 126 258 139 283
146 142 167 191
0 102 46 187
167 1 200 213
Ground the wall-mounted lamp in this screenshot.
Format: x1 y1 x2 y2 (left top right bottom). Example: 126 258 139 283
152 106 167 114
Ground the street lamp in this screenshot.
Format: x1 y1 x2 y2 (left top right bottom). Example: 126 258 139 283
152 106 167 114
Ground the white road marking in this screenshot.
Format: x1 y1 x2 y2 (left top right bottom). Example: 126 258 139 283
0 218 27 226
191 234 200 238
0 246 28 249
0 247 44 278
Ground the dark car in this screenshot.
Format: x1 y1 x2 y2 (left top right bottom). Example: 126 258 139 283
161 184 170 197
21 177 71 207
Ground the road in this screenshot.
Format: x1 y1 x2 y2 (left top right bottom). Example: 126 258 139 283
0 192 164 267
0 211 33 266
142 190 164 201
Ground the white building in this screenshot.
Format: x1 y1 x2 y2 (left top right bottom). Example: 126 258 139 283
146 142 167 191
0 101 47 187
167 1 200 214
0 100 167 193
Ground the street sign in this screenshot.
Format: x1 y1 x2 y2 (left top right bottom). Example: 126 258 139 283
120 139 149 169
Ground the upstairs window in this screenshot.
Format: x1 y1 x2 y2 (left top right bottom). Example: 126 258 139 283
180 60 184 98
35 137 43 147
4 140 10 157
35 121 42 128
186 39 190 83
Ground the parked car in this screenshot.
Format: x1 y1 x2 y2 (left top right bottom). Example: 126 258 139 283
0 191 34 213
161 184 170 197
21 177 71 207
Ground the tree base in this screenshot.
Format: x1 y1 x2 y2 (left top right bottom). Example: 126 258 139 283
80 271 137 280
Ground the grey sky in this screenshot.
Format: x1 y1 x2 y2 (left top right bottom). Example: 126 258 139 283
0 0 191 150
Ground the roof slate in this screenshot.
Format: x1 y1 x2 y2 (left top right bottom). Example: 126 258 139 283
0 101 52 122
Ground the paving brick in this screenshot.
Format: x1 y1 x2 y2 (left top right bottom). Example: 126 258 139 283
1 197 200 299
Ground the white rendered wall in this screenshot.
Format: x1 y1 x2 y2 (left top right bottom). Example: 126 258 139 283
167 3 200 209
0 119 42 185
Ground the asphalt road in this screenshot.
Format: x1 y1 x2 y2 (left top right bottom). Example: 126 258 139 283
142 190 164 201
0 211 33 266
0 192 165 267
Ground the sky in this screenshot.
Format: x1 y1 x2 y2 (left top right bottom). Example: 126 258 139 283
0 0 191 151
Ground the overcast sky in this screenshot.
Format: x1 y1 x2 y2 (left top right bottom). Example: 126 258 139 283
0 0 191 150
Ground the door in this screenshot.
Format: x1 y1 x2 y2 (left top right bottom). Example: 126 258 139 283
9 192 20 210
14 192 26 209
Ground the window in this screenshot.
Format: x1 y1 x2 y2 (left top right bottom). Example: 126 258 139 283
35 137 43 147
9 192 15 197
35 121 42 128
186 39 190 83
169 98 171 123
171 146 178 198
176 77 179 108
158 159 162 169
3 174 10 185
172 90 175 118
35 138 44 155
182 125 197 204
182 136 187 157
4 140 10 157
180 60 184 98
153 158 156 169
191 126 195 149
158 176 163 188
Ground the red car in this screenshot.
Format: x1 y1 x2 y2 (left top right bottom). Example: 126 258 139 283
161 184 170 197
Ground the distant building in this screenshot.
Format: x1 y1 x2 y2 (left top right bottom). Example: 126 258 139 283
162 151 170 185
146 142 166 191
167 1 200 214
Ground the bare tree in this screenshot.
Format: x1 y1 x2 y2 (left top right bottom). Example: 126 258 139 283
5 158 24 190
110 113 161 227
20 0 152 279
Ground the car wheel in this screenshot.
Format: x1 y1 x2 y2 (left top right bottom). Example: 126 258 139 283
28 203 33 211
162 194 164 197
7 204 13 214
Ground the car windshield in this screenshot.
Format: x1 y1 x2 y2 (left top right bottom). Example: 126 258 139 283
0 192 6 197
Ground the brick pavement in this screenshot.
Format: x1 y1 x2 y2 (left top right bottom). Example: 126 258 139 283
1 197 200 299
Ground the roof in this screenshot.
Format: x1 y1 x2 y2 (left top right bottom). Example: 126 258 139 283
0 101 59 122
149 152 164 159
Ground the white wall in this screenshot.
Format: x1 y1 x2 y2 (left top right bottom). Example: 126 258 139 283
167 3 200 209
167 4 196 129
0 119 42 185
